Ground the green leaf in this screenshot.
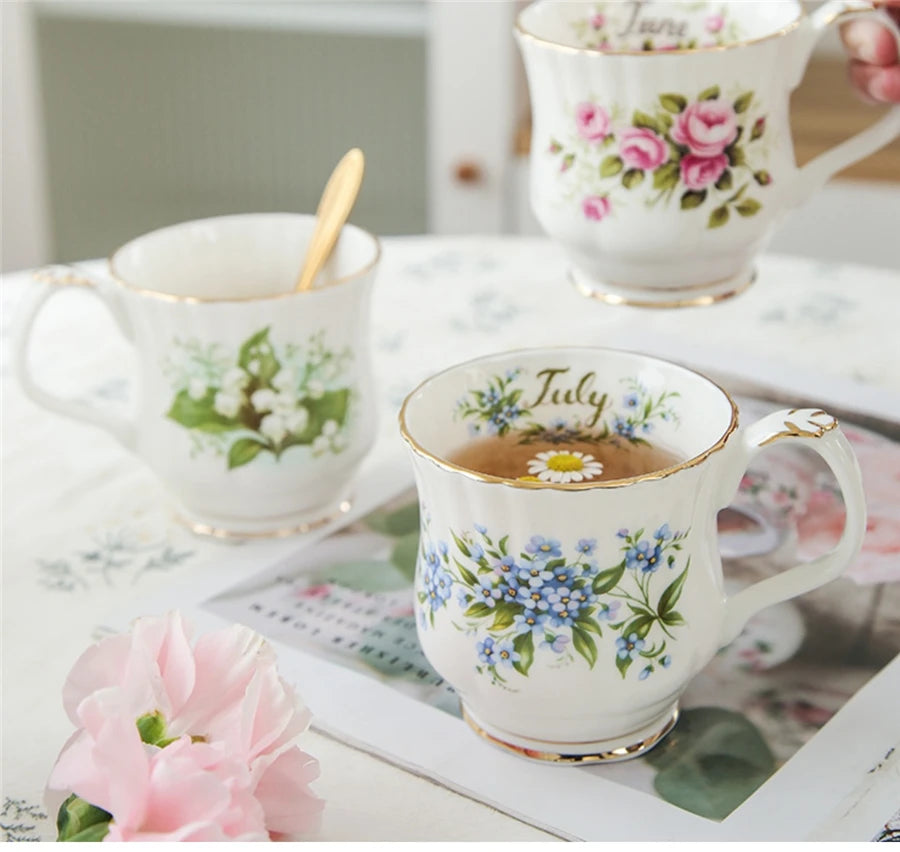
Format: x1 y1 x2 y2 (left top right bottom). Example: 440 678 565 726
659 93 687 113
452 532 471 558
513 630 534 676
708 205 730 229
657 564 689 618
390 532 420 582
623 614 656 638
464 602 494 619
735 198 762 217
600 154 624 177
491 603 519 631
645 707 775 820
726 145 747 167
592 562 625 595
366 502 420 536
632 110 662 133
572 625 598 669
733 92 754 113
227 437 268 469
576 615 603 636
715 169 733 190
622 168 645 189
616 650 633 678
317 559 409 592
652 161 680 191
661 610 686 626
453 558 479 587
498 534 509 555
680 189 707 209
698 85 720 100
238 326 280 385
166 389 241 434
57 795 112 842
136 710 166 745
290 389 351 445
545 557 567 572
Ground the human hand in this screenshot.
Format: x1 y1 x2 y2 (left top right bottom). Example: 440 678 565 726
841 0 900 103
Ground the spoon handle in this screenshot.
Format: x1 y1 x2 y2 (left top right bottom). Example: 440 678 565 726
295 148 365 292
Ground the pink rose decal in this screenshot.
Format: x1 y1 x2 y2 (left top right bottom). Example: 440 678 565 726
705 13 724 34
582 195 611 221
617 127 668 171
47 612 324 841
679 153 728 190
575 102 611 142
671 100 739 157
590 12 605 29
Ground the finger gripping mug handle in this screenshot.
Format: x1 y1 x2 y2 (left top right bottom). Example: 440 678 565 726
718 408 866 646
14 266 137 451
791 0 900 206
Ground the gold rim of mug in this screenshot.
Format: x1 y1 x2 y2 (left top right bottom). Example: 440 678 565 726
515 1 804 56
397 345 740 491
107 213 382 304
175 498 353 540
461 704 679 764
570 270 757 309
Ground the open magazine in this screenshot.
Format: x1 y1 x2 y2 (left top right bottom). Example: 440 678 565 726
171 383 900 842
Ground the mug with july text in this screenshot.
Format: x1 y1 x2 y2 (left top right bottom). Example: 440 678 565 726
15 213 381 537
399 347 866 761
516 0 900 307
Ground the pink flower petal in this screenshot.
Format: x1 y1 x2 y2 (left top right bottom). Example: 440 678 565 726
254 747 324 837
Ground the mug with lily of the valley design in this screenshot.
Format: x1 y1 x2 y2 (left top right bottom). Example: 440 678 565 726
14 213 381 537
516 0 900 307
399 347 866 762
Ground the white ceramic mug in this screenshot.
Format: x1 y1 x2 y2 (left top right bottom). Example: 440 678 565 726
516 0 900 307
399 347 865 762
15 213 381 537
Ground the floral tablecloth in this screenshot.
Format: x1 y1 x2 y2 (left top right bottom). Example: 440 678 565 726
2 237 899 841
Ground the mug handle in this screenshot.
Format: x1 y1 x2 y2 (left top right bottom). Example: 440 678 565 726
790 0 900 206
718 408 866 646
14 266 137 451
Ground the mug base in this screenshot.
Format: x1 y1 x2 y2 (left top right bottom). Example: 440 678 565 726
460 702 679 764
173 496 353 540
570 266 757 309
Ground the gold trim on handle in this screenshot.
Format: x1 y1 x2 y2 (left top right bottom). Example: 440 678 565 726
398 346 740 491
32 266 96 289
515 2 804 57
758 409 839 447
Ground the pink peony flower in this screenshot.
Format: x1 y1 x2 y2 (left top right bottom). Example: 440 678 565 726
618 126 668 171
705 13 725 33
49 612 324 841
679 152 728 190
582 195 611 221
671 100 738 157
575 102 611 142
590 12 605 29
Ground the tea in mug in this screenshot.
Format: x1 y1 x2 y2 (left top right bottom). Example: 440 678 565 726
448 435 682 483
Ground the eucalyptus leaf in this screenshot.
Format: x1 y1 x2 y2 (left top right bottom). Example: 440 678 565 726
390 532 420 582
318 560 411 593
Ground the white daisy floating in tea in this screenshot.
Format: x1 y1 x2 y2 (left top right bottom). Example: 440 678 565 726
526 450 604 484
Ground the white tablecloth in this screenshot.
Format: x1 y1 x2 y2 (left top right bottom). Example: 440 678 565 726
2 237 899 841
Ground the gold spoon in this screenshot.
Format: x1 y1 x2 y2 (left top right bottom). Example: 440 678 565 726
294 148 366 292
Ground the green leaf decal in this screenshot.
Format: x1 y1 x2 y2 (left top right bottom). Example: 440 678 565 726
726 145 747 167
645 707 775 820
708 205 730 229
575 615 603 636
238 327 280 385
623 614 656 639
288 389 351 446
545 557 567 572
632 110 662 133
715 169 733 190
653 162 680 190
659 93 687 113
698 85 720 101
661 610 686 626
452 532 471 558
166 390 241 434
735 198 762 217
227 437 268 469
680 189 707 209
733 92 754 113
498 534 509 555
657 564 689 618
592 562 625 595
616 650 633 678
572 625 598 669
513 630 535 676
464 602 493 619
601 154 624 177
622 168 645 189
57 794 112 842
491 603 518 632
453 558 478 587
